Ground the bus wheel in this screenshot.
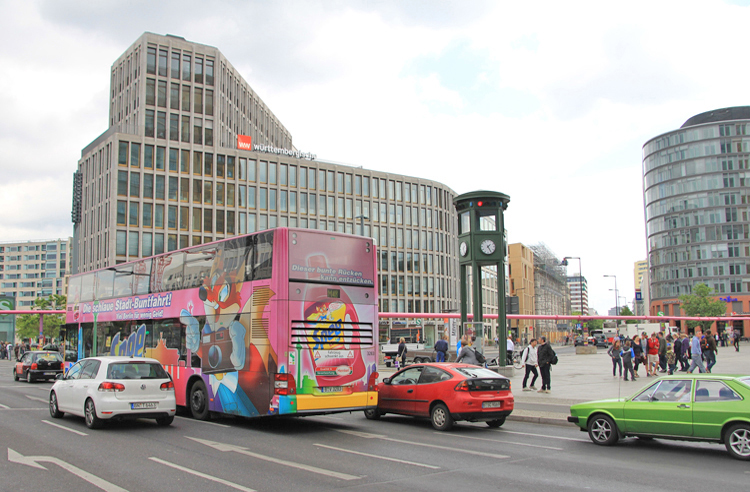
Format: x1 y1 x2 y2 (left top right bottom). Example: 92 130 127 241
190 380 210 420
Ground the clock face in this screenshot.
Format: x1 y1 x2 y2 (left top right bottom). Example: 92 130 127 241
459 242 468 257
480 239 496 255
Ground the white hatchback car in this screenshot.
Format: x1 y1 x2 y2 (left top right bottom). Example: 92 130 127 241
49 356 177 429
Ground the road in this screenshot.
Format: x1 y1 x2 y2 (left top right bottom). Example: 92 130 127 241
1 359 748 492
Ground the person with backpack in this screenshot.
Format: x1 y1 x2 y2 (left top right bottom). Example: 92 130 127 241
620 340 636 381
434 334 449 363
520 339 539 391
537 336 556 393
456 335 481 365
608 340 622 378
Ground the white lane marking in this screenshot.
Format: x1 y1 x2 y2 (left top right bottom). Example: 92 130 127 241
492 429 589 443
0 408 48 411
42 420 88 436
187 437 362 481
25 395 48 404
434 432 563 451
335 429 509 459
314 443 440 469
0 403 9 409
150 457 256 492
175 415 230 428
8 448 129 492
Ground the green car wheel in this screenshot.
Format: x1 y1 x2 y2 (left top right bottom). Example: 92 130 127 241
725 423 750 461
587 414 619 446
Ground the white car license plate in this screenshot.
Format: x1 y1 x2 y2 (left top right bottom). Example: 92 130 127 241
131 402 157 409
482 401 502 409
44 372 56 376
320 386 343 393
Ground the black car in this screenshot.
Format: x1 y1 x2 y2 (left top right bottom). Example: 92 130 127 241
592 335 609 348
14 351 64 382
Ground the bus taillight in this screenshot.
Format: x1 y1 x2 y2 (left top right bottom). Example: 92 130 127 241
274 373 297 396
368 371 379 391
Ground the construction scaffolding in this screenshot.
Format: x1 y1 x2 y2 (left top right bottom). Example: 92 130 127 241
530 243 571 341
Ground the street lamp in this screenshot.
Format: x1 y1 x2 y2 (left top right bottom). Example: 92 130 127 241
604 274 619 324
355 215 369 237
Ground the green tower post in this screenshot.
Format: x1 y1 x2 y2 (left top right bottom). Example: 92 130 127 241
453 191 510 367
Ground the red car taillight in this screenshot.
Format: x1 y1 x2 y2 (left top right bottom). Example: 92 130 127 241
98 381 125 392
274 373 296 395
368 371 379 391
160 381 174 391
31 363 38 370
454 380 470 392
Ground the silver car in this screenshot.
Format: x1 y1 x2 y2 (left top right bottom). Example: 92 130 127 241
49 356 176 429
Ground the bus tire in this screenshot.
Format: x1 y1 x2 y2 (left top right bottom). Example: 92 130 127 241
189 380 210 420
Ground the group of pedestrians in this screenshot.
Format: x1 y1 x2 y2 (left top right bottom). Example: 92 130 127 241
519 337 556 393
0 341 27 360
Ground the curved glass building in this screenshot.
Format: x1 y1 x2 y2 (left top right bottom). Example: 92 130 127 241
643 107 750 335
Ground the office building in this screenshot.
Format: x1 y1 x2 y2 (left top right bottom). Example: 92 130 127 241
566 274 588 316
643 106 750 335
633 259 648 316
507 243 535 341
72 32 463 317
0 238 71 309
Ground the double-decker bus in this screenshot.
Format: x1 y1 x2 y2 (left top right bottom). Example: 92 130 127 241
63 228 379 420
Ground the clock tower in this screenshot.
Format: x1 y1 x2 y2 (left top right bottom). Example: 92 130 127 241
453 190 510 366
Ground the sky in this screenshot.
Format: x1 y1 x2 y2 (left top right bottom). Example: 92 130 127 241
1 0 749 315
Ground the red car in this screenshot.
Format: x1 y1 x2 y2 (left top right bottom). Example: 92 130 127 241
14 351 65 383
365 363 514 430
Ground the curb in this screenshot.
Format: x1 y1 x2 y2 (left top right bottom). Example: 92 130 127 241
507 414 571 427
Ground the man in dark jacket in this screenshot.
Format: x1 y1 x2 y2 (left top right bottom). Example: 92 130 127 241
673 334 686 371
658 332 668 372
434 334 449 362
704 331 718 373
537 336 555 393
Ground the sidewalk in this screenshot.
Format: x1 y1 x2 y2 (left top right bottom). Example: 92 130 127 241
378 342 749 426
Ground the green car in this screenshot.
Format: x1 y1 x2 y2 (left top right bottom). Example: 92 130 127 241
568 374 750 460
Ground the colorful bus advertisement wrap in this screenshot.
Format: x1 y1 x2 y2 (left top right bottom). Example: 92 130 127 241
65 228 378 419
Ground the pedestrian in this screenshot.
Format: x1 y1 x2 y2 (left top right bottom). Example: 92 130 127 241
733 330 741 352
632 335 643 377
608 340 622 378
456 335 480 365
666 343 677 375
456 334 464 359
688 328 707 373
537 336 555 393
506 335 514 366
434 334 449 363
621 340 636 381
657 332 667 372
674 333 685 371
704 329 718 373
647 332 659 377
520 339 539 391
397 337 407 368
681 333 691 370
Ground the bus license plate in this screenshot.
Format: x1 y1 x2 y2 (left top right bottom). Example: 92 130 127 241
320 386 343 393
482 401 502 409
131 402 157 409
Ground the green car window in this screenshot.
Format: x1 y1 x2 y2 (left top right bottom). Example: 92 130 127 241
632 381 660 402
695 380 742 402
651 379 692 402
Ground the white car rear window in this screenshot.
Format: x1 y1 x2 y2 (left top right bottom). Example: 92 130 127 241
107 362 169 380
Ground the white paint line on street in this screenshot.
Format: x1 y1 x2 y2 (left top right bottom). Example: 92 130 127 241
187 436 362 481
314 443 441 469
1 408 48 411
434 432 563 451
492 429 589 443
9 448 129 492
175 415 230 428
150 457 256 492
25 395 48 404
335 429 509 459
42 419 88 436
0 403 9 409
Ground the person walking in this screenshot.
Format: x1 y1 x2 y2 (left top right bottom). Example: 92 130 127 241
456 336 480 365
657 332 667 372
632 335 643 377
733 330 741 352
673 333 685 371
537 336 555 393
434 334 449 363
704 330 718 373
520 339 539 391
621 340 636 381
506 335 514 366
608 340 622 378
397 337 408 368
647 332 660 377
688 328 707 373
666 343 677 375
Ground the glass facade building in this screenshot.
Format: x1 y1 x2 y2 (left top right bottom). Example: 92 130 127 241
73 32 462 316
643 107 750 334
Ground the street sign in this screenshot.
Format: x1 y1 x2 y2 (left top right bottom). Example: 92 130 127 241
658 311 664 316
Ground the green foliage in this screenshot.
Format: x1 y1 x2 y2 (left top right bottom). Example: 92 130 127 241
586 318 603 331
619 306 637 324
16 295 66 341
678 283 726 331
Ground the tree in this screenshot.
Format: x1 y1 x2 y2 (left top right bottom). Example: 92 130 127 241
619 306 637 324
16 295 66 342
586 318 603 332
678 283 726 332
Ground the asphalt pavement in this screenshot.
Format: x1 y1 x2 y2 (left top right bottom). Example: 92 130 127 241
378 341 750 425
